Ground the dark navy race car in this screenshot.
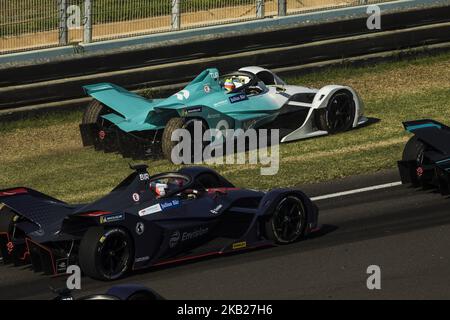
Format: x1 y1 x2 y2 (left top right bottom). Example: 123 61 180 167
398 119 450 194
0 165 319 280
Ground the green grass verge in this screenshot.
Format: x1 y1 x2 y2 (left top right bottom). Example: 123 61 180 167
0 51 449 203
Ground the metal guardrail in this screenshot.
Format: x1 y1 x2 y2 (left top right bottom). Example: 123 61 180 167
0 0 396 55
0 3 449 118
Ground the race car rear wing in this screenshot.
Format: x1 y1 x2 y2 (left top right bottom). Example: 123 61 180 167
403 119 450 156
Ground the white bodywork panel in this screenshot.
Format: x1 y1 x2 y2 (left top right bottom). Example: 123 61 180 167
239 66 368 143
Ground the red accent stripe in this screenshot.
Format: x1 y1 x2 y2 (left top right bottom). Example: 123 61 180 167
206 188 239 194
151 242 274 268
79 211 112 217
0 188 28 197
19 250 30 261
152 251 223 267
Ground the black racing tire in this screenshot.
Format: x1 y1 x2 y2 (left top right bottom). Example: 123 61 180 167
316 89 356 134
402 136 426 162
162 117 208 163
78 227 133 281
265 195 307 244
82 100 106 125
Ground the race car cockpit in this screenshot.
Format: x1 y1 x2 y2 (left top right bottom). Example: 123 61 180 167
148 173 190 198
220 71 266 96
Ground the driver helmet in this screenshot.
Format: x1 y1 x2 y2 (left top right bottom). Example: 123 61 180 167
224 78 235 92
235 76 247 88
150 181 168 197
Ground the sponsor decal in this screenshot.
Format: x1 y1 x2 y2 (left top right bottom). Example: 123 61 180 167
181 227 209 242
139 204 162 217
6 241 14 254
139 173 150 181
232 241 247 250
182 107 202 116
210 204 223 215
204 84 211 93
169 228 209 248
210 71 219 80
56 258 68 273
98 130 106 140
229 93 248 104
138 199 179 217
169 230 181 248
99 213 125 224
135 222 145 235
176 89 190 101
160 199 181 210
135 256 150 263
132 193 140 202
417 166 424 177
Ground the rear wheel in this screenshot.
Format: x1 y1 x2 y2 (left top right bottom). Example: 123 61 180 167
82 100 106 125
79 227 133 281
316 90 356 134
265 195 306 244
402 136 425 162
402 136 427 181
80 100 110 146
162 117 208 163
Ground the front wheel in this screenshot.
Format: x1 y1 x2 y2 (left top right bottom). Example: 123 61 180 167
78 227 133 281
316 90 356 134
265 195 306 244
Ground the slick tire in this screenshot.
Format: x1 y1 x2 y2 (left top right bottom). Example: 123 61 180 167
162 117 208 163
265 195 306 245
82 100 105 125
402 136 425 162
79 227 133 281
316 89 356 134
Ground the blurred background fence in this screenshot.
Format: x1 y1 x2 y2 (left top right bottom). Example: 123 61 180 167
0 0 395 55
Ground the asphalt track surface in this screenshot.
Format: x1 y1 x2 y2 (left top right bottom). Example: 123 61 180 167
1 169 449 300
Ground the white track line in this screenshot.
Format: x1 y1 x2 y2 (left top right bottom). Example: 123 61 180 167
311 181 402 201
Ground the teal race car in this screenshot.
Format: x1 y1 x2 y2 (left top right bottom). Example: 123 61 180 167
79 66 367 160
